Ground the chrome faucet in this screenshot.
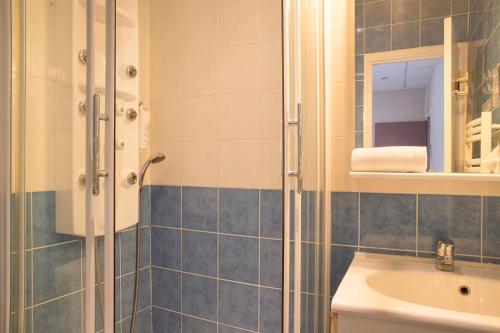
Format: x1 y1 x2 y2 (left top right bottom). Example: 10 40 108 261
435 239 455 271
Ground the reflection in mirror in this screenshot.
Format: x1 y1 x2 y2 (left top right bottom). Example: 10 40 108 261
351 14 500 178
371 59 444 172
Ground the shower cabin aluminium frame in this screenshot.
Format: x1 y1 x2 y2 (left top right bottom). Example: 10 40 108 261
1 0 12 331
0 0 117 331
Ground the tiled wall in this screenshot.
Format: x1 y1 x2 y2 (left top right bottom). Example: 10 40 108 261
330 191 500 296
467 0 500 157
149 185 283 333
9 189 153 333
148 0 283 190
354 0 472 147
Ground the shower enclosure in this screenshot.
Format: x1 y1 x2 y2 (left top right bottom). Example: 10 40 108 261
1 0 329 332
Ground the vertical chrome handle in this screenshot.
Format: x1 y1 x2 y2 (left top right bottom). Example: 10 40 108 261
288 103 303 193
92 94 109 196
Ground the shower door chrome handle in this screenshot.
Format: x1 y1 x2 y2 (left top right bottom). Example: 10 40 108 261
288 103 303 194
92 94 109 196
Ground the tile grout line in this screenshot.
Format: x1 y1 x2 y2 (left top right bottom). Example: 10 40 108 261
416 194 419 257
357 192 361 252
480 196 484 263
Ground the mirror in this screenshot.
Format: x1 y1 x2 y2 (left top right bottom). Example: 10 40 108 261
352 15 500 178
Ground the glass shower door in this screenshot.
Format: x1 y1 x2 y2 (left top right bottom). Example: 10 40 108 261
283 0 326 331
7 0 117 331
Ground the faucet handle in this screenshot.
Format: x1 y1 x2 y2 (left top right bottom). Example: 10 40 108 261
436 239 454 257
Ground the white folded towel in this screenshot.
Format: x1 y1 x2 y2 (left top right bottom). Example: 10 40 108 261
351 146 428 173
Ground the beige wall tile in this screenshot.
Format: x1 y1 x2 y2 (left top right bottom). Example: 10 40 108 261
219 140 261 188
182 96 219 141
219 0 259 48
331 82 354 137
217 44 260 93
26 133 54 192
260 0 282 41
260 39 282 90
26 76 55 135
261 139 282 189
150 141 183 185
261 89 282 139
183 0 218 53
182 141 219 187
219 91 261 140
181 51 218 97
150 100 184 142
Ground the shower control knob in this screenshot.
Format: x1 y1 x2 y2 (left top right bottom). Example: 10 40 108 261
126 108 138 121
126 65 138 78
79 49 88 65
127 172 138 185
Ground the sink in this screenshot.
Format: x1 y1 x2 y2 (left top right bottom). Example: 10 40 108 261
331 253 500 333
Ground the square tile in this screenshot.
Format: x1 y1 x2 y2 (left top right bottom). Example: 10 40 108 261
421 18 445 46
32 191 77 247
32 292 81 333
330 245 356 296
218 281 258 331
219 235 259 284
332 192 358 246
260 287 282 333
392 22 420 50
120 227 151 275
140 185 152 225
360 193 416 250
182 187 217 232
260 190 283 238
151 186 181 227
421 0 451 19
151 227 181 269
365 0 391 28
260 239 282 288
452 0 469 14
33 241 81 304
365 26 391 53
483 197 500 257
121 268 151 318
418 195 481 255
182 230 217 277
182 274 217 320
392 0 420 23
182 316 217 333
152 267 181 311
220 189 259 236
152 307 181 333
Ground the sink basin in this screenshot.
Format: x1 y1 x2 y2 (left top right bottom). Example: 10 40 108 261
331 253 500 333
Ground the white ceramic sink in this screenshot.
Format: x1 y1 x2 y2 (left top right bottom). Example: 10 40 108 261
331 253 500 333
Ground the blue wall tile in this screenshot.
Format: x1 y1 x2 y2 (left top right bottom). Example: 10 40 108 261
122 307 152 333
219 235 259 284
484 197 500 257
219 189 259 236
418 195 481 255
421 0 451 19
330 245 355 296
218 281 258 331
33 241 82 304
152 307 181 333
365 26 391 53
140 185 152 226
32 191 77 247
365 0 391 28
392 0 420 23
182 274 217 321
182 316 217 333
32 292 81 333
331 192 358 245
182 187 218 232
120 227 151 275
182 230 217 277
260 190 283 238
260 239 282 288
218 325 249 333
151 185 181 227
152 267 181 311
260 287 282 333
360 193 416 250
121 267 151 319
421 18 445 46
151 226 181 269
392 22 420 49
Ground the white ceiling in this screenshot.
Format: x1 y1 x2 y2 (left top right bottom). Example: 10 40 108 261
373 58 443 92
